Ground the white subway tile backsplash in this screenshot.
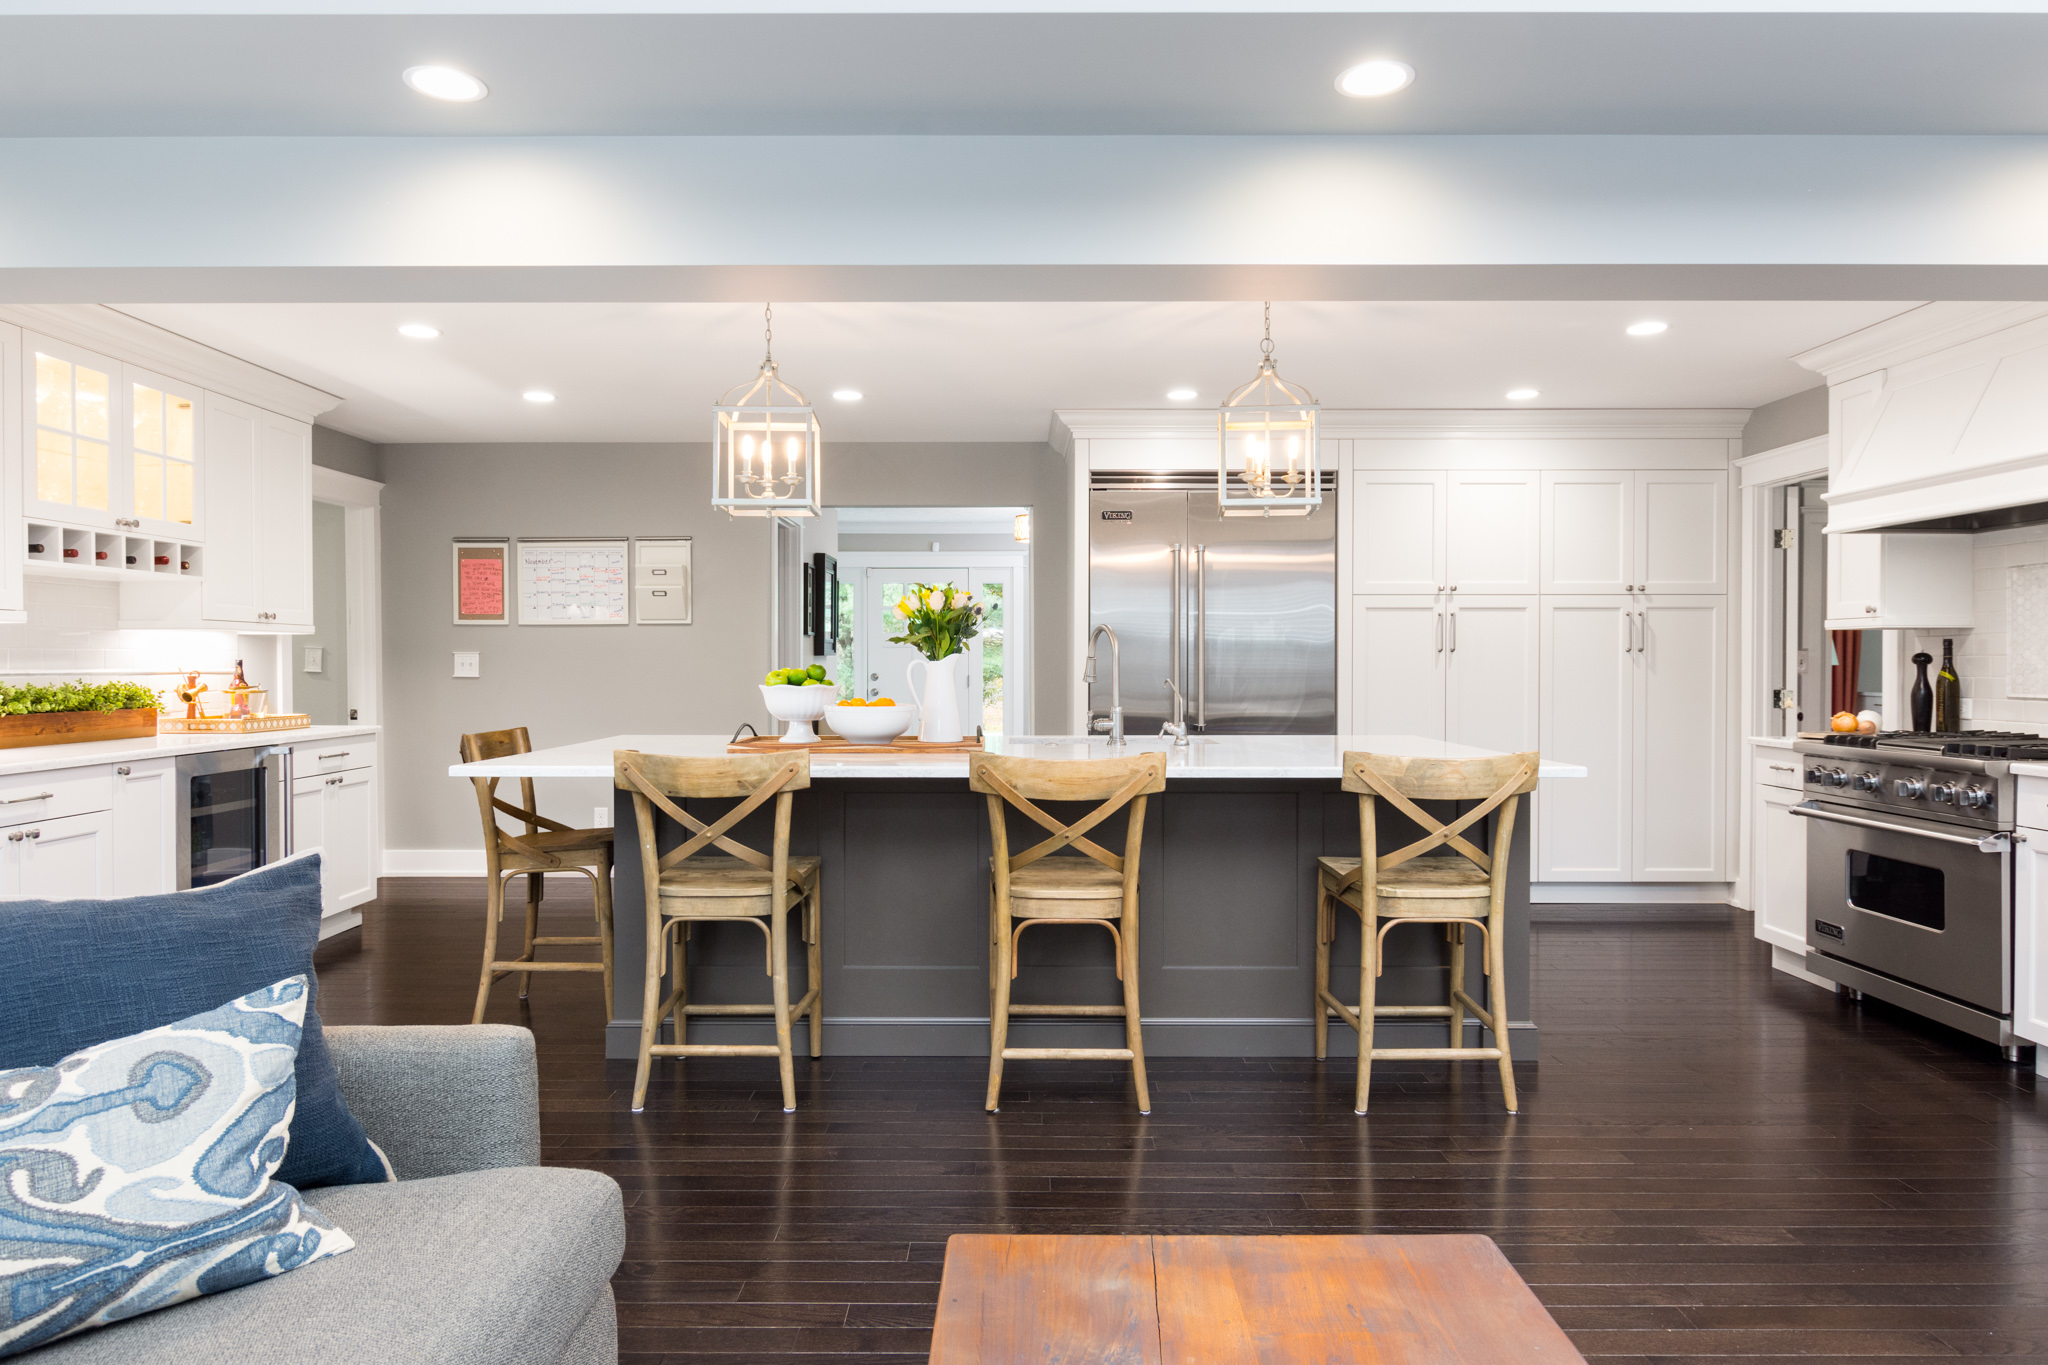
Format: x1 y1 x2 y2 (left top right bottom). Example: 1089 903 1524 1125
0 581 239 692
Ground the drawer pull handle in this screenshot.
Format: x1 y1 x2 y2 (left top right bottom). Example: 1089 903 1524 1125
1 792 55 805
316 752 350 760
1768 764 1795 772
24 829 40 840
326 776 344 786
116 765 131 776
5 831 19 843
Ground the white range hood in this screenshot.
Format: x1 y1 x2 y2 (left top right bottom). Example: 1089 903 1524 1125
1797 303 2048 535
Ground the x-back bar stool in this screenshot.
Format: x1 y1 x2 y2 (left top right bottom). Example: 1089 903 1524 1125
971 750 1166 1115
460 727 616 1024
615 750 822 1114
1314 749 1540 1115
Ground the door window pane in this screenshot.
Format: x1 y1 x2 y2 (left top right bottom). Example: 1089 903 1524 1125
35 353 69 430
168 460 195 524
980 580 1005 736
76 440 110 511
1847 850 1945 930
133 453 165 520
133 385 164 451
75 366 110 440
35 431 71 504
33 352 119 515
131 382 197 525
167 396 194 460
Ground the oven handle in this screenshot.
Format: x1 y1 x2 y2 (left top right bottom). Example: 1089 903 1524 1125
1790 802 2009 853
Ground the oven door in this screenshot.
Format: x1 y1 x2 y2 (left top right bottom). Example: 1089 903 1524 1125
1795 801 2010 1013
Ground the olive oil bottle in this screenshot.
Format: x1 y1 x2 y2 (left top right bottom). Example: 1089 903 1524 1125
1934 638 1962 733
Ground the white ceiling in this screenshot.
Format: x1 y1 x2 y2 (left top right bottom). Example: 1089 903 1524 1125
116 300 1916 445
6 11 2048 135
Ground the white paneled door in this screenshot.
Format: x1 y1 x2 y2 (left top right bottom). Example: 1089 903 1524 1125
111 759 176 896
6 811 114 899
200 393 260 624
1540 472 1633 595
256 410 313 626
1445 596 1538 756
1538 599 1633 881
1753 781 1810 954
1351 471 1445 594
1634 595 1727 879
1636 471 1728 594
1446 472 1540 595
1350 596 1446 739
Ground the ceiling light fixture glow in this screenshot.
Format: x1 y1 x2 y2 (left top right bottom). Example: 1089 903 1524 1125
397 323 440 339
522 390 555 404
403 65 488 102
1626 320 1669 337
831 389 863 402
1336 59 1414 98
1167 388 1198 401
1504 388 1539 402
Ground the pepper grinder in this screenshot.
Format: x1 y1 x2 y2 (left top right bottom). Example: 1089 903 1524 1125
1910 652 1934 732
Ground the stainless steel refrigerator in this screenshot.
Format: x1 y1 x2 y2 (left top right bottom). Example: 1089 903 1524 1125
1088 473 1336 735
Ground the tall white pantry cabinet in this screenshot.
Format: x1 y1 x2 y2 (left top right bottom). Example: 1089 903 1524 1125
1343 427 1734 886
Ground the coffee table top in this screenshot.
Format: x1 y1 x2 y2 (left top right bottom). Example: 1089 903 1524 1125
930 1233 1585 1365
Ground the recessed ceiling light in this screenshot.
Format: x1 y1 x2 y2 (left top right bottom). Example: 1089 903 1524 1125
397 323 440 339
1336 60 1415 99
1166 388 1199 401
403 65 488 102
832 389 863 402
522 390 555 404
1626 320 1669 337
1505 388 1539 402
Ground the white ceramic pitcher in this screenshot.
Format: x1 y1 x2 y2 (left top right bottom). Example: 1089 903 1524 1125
906 652 966 744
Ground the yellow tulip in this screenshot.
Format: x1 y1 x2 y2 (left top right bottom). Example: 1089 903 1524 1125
897 596 915 618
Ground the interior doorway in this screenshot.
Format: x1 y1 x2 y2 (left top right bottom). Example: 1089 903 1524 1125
838 552 1029 737
307 466 383 727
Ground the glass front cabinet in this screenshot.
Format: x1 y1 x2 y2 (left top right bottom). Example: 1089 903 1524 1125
26 335 204 541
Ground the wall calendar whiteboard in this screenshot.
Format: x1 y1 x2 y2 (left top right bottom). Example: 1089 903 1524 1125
517 539 629 625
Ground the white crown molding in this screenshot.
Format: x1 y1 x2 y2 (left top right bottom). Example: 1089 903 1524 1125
1792 302 2048 385
1055 406 1748 444
0 304 341 424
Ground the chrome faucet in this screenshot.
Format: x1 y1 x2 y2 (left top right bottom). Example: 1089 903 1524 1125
1084 624 1125 746
1161 677 1189 746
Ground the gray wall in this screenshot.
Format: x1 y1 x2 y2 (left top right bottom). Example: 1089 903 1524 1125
311 424 383 482
378 439 1072 854
1741 384 1828 456
299 500 350 725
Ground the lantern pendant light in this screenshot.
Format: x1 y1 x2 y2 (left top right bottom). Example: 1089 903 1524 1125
1217 302 1320 517
711 303 821 518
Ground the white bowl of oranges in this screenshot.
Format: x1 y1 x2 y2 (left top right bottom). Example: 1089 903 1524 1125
826 695 916 744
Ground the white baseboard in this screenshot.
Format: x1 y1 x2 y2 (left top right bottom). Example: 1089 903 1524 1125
383 849 484 877
1531 882 1736 904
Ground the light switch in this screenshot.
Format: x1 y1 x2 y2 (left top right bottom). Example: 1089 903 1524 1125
453 651 481 678
1962 698 1974 720
302 646 324 674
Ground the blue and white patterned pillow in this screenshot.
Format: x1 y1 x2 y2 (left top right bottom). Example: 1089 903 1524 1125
0 975 354 1357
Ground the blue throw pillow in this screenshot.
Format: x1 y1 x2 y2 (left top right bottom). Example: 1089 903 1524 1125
0 853 388 1190
0 975 354 1358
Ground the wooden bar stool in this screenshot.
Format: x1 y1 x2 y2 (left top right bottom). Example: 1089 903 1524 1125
1314 750 1540 1115
460 727 616 1024
970 750 1166 1115
614 750 822 1114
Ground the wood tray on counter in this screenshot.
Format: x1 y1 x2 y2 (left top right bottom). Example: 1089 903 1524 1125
727 735 984 756
159 713 312 735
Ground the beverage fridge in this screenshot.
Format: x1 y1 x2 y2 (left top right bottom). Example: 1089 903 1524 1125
1088 472 1336 735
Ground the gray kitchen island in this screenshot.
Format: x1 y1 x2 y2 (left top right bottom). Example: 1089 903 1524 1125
450 734 1583 1062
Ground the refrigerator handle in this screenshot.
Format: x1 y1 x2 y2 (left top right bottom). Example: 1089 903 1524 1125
1170 542 1183 703
1194 544 1206 729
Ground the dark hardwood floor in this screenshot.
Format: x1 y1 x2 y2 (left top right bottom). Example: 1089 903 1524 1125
317 889 2047 1364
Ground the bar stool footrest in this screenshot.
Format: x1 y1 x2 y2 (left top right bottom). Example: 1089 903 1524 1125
1006 1004 1127 1017
1001 1047 1136 1060
1368 1046 1504 1061
647 1043 783 1058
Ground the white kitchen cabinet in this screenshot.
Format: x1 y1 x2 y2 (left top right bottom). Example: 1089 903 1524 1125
2015 812 2048 1051
1444 596 1539 755
1351 596 1446 737
1536 595 1726 881
126 367 204 541
1824 531 1975 630
23 334 123 532
1352 471 1445 593
0 322 23 622
112 758 177 896
1752 779 1810 955
1539 470 1728 595
292 763 376 917
199 394 312 631
1446 472 1540 595
3 809 115 900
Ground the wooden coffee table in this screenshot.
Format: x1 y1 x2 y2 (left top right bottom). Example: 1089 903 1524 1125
929 1233 1586 1364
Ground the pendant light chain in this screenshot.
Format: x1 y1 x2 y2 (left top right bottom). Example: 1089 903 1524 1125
1261 301 1274 364
763 302 775 368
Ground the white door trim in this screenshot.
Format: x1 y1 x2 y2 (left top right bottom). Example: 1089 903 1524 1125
311 462 383 895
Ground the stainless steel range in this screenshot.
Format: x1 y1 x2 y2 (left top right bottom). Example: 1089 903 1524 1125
1792 730 2046 1056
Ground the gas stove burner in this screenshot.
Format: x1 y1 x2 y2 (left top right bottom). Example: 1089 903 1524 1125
1819 729 2041 751
1948 741 2048 760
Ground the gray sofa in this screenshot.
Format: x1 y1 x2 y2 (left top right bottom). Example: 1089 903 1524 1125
28 1025 624 1365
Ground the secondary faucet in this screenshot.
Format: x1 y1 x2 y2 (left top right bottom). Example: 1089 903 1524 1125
1161 677 1190 746
1084 624 1125 746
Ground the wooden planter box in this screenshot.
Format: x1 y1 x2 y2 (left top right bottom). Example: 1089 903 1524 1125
0 708 159 750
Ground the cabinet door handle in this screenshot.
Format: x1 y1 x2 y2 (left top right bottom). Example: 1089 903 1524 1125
24 829 40 840
317 751 350 760
1436 613 1444 653
5 831 19 842
326 776 344 786
1448 612 1457 652
1768 763 1796 772
116 765 131 776
2 792 54 805
1634 611 1645 654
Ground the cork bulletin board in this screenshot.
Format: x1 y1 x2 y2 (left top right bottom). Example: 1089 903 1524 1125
453 540 508 625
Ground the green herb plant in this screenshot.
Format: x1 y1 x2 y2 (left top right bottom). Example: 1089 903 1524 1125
0 679 162 717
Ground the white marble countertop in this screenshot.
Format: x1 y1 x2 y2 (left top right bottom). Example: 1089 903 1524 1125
0 724 379 778
450 733 1587 781
2011 762 2048 779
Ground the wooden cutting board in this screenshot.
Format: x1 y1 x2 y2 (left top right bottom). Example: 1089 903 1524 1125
726 735 984 755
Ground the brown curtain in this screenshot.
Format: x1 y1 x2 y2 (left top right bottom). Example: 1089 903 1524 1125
1829 629 1862 717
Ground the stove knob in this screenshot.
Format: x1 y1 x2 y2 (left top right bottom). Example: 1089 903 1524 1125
1825 769 1851 789
1961 785 1995 810
1893 777 1926 799
1853 773 1883 792
1929 781 1959 805
1804 766 1827 785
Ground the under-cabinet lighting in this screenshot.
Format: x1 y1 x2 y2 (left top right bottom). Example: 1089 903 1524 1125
522 390 555 404
1626 320 1669 337
403 65 488 102
397 323 440 339
1505 388 1539 401
1336 60 1414 98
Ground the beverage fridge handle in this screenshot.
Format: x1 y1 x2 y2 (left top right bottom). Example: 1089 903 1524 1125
262 745 294 858
1194 544 1206 728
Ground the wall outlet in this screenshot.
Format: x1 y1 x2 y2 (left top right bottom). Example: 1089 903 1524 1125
593 805 613 828
1962 697 1974 719
302 646 323 674
453 651 481 678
